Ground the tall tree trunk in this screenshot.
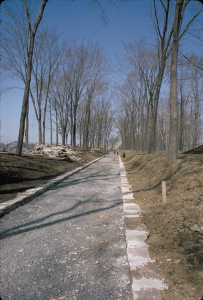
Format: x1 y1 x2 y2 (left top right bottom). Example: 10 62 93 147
42 110 46 144
62 128 66 146
83 98 91 150
42 81 51 144
148 63 165 154
72 109 77 151
167 49 178 161
38 112 42 144
193 74 199 147
16 34 34 155
167 0 185 163
70 101 73 146
16 0 48 155
50 104 52 145
179 92 184 151
72 123 76 150
56 111 58 146
72 103 78 151
144 98 150 151
66 130 69 145
25 100 29 144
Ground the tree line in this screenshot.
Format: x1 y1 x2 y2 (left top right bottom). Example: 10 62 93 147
2 1 113 152
1 0 203 162
116 0 203 162
116 44 203 152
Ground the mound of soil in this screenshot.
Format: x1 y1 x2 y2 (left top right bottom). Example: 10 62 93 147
0 150 106 203
122 150 203 300
183 145 203 154
183 145 203 155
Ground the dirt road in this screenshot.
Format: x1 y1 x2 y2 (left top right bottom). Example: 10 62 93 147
0 153 132 300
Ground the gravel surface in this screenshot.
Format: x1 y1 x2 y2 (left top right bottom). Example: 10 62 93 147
0 153 132 300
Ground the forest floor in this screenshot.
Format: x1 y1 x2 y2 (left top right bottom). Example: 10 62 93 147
0 148 107 203
122 146 203 300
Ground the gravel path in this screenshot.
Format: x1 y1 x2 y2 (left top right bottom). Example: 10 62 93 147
0 153 132 300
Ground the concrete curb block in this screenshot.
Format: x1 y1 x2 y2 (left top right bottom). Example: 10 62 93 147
119 156 168 300
0 154 107 218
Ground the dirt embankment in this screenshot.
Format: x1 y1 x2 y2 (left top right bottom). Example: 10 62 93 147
122 150 203 300
0 147 107 203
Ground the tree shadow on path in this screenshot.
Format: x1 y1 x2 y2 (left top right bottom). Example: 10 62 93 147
1 157 122 240
0 199 122 240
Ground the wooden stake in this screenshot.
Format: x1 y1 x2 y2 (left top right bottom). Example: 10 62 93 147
162 181 166 204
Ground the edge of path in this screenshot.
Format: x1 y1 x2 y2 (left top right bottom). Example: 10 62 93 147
0 154 108 218
119 156 168 299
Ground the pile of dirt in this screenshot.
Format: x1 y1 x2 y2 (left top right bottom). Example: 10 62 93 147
25 144 84 161
122 150 203 300
183 145 203 155
0 147 107 203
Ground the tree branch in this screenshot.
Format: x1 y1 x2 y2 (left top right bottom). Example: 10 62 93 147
179 7 203 40
179 51 203 70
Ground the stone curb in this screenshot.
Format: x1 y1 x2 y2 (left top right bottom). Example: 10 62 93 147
0 155 107 218
119 156 168 300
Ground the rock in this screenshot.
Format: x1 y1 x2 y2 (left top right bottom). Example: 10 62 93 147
174 259 181 264
197 271 203 279
191 225 201 232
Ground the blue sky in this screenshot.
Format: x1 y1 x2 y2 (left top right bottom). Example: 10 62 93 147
43 0 151 57
1 0 152 144
1 0 202 144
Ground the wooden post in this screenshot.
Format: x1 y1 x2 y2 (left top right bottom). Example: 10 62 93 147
162 181 166 204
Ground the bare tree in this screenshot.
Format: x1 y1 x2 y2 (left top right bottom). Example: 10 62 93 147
82 47 108 150
190 64 203 147
156 99 169 150
90 95 114 149
64 44 89 150
16 0 48 154
121 42 159 150
2 3 30 143
180 52 203 71
30 28 64 144
167 0 203 162
63 42 108 150
2 0 48 154
1 0 132 152
117 84 137 150
147 0 174 153
49 68 71 146
177 61 191 150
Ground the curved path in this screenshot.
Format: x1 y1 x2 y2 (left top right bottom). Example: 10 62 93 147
0 153 167 300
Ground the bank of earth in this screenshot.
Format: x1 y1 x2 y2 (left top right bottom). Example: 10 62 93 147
122 149 203 300
0 149 107 203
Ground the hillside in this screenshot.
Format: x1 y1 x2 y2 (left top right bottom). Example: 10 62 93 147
122 149 203 300
0 146 107 203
